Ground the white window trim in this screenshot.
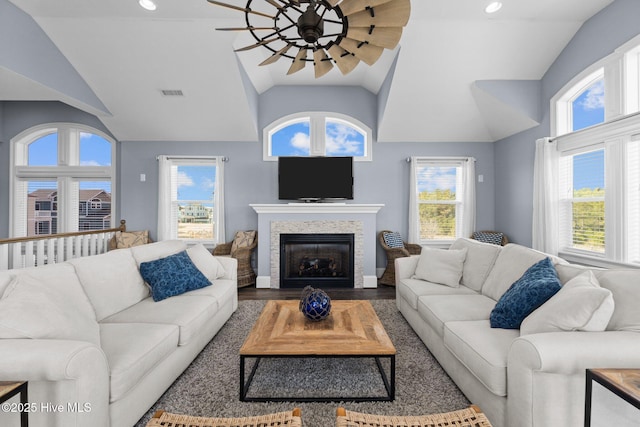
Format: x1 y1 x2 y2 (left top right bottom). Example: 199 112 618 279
263 111 373 161
554 113 640 268
9 123 116 238
408 156 476 247
156 155 225 246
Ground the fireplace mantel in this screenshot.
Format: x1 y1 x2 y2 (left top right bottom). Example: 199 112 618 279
250 204 383 289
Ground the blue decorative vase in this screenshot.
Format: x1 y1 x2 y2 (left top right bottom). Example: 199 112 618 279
299 286 332 321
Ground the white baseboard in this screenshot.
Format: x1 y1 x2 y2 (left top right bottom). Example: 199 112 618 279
256 276 271 289
363 275 378 288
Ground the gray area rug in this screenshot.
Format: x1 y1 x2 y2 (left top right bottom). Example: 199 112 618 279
134 299 469 427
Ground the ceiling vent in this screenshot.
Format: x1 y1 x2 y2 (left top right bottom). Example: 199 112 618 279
160 89 184 96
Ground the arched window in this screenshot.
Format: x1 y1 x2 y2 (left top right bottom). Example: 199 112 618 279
11 124 115 237
264 112 372 161
554 69 605 136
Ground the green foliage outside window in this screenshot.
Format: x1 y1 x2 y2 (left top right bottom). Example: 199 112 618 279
418 189 456 239
572 188 605 252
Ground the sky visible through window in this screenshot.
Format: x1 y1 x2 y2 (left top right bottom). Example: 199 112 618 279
572 78 604 132
176 165 216 201
271 120 365 157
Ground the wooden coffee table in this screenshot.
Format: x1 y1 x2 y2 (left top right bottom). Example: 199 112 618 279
239 300 396 402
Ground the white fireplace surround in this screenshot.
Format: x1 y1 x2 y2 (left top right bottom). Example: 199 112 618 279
250 204 384 289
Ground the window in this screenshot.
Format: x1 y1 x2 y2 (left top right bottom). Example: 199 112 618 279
409 157 476 246
264 112 372 161
542 35 640 266
157 156 225 245
11 125 115 237
559 148 605 253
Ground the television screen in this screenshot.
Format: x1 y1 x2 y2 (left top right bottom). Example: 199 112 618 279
278 156 353 201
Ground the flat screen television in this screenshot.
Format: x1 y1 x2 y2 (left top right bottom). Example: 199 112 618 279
278 156 353 201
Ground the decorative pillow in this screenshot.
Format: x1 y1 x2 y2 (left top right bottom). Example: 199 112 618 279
383 232 404 248
0 273 100 345
230 231 256 256
139 250 212 302
412 247 467 288
520 271 614 335
187 244 226 281
490 257 561 329
115 230 149 249
472 231 504 246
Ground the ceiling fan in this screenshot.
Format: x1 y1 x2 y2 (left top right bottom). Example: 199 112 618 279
207 0 411 78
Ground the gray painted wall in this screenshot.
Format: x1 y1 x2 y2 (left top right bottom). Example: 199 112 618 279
118 139 495 270
494 0 640 246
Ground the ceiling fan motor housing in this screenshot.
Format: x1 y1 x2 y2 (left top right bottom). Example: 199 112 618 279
297 4 324 44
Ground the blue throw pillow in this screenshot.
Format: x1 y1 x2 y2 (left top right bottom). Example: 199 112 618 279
490 257 561 329
383 232 404 248
139 250 212 302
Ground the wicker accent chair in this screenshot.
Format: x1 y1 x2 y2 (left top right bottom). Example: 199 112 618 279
470 230 509 246
146 408 302 427
108 230 153 250
213 230 258 288
378 230 422 286
335 406 492 427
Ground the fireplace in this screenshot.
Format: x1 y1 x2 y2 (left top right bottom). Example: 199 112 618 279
280 233 355 288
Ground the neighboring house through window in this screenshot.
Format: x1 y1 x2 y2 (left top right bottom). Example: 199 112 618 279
11 124 115 237
408 157 476 246
264 112 372 161
157 155 225 245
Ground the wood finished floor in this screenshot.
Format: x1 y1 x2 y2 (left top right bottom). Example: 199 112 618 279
238 283 396 301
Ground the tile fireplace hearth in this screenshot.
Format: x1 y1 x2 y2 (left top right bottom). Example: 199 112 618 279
250 204 383 289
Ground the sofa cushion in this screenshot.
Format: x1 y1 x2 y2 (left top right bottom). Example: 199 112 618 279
0 264 100 345
0 271 15 296
555 264 640 333
417 294 496 337
413 247 467 288
490 258 561 329
183 278 236 306
521 270 614 335
130 240 188 266
100 322 179 402
398 278 477 310
450 238 502 292
481 243 566 301
140 250 212 302
101 295 218 346
187 244 226 281
70 249 148 321
444 320 519 397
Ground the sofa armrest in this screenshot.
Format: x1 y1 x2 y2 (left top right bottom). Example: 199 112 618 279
0 339 110 427
216 256 238 281
394 255 420 285
507 331 640 427
509 331 640 374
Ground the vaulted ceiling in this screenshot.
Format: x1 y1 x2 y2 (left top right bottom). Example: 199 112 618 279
1 0 614 142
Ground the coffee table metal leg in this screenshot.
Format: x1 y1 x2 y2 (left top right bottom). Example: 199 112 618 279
240 356 262 401
20 383 28 427
375 356 395 401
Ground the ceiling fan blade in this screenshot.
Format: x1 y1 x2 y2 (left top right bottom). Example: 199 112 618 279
338 0 393 17
259 44 293 66
338 37 384 66
346 0 411 27
347 26 402 49
287 48 308 75
234 37 281 52
216 27 276 31
313 48 334 78
327 44 360 75
265 0 283 9
325 0 341 7
206 0 275 19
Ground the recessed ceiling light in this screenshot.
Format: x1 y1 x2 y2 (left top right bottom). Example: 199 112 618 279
139 0 157 11
485 2 503 14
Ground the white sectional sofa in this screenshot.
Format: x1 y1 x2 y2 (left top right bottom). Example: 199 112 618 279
0 240 238 427
396 238 640 427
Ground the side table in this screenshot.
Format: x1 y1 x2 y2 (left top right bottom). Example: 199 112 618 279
0 381 28 427
585 369 640 427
